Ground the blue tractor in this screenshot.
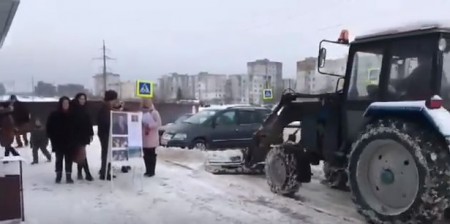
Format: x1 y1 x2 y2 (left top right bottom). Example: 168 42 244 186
240 23 450 223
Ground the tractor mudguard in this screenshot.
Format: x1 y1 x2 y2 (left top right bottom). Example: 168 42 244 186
364 100 450 139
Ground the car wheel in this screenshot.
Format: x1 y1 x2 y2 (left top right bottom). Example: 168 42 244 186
192 139 207 151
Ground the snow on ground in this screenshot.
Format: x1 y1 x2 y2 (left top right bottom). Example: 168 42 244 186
0 131 364 224
0 95 58 102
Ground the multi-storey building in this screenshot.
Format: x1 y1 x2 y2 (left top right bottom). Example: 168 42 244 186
247 59 283 104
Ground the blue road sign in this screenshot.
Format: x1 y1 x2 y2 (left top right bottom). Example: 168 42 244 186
263 89 273 100
136 80 154 98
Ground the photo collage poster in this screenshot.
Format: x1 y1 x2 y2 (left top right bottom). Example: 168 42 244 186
109 111 143 162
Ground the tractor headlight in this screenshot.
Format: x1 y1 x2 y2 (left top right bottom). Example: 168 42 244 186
172 133 187 140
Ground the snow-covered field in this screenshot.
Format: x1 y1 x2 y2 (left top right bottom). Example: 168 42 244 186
0 131 364 224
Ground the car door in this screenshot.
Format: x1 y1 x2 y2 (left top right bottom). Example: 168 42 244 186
236 109 265 147
208 109 240 149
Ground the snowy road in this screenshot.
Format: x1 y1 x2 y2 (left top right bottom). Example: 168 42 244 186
1 136 364 224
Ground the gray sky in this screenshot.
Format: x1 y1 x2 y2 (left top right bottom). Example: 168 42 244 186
0 0 448 91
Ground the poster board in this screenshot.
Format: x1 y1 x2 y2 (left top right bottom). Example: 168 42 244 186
0 157 25 222
108 111 143 165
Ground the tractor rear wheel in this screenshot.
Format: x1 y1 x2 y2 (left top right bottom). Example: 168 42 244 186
265 145 300 197
348 119 450 224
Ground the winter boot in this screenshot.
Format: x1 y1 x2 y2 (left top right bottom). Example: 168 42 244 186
144 154 157 177
143 155 151 176
66 173 74 184
121 166 129 173
84 161 94 181
77 165 83 180
55 172 62 184
85 173 94 181
100 163 115 180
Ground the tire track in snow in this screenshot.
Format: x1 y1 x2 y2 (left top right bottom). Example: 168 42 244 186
161 159 361 224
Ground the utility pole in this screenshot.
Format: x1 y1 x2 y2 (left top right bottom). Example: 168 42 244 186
31 75 34 100
94 40 115 95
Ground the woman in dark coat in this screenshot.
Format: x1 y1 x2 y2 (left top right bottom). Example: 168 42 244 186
8 95 31 148
0 104 19 158
71 93 94 181
46 96 75 184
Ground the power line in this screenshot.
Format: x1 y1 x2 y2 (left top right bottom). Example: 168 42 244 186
93 40 115 94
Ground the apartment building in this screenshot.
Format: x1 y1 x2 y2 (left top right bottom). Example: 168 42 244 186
227 74 249 104
282 78 296 91
92 72 121 96
247 59 283 103
296 57 346 94
157 73 196 101
195 72 228 103
119 81 136 100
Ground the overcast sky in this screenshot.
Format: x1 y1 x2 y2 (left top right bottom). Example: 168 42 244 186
0 0 448 91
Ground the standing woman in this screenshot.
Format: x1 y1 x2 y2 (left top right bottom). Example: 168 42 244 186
0 105 19 158
46 96 75 184
141 99 161 177
71 93 94 181
8 95 31 148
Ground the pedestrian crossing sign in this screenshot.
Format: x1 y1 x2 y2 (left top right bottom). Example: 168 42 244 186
136 80 154 98
263 89 273 100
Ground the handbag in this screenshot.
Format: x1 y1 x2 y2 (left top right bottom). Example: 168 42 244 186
73 146 86 164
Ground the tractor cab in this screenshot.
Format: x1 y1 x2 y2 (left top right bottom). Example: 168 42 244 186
319 23 450 106
316 23 450 147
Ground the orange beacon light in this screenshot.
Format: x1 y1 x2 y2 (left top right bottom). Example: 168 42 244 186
338 29 349 44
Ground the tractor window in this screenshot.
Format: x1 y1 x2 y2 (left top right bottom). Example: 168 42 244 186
347 50 383 100
386 37 434 100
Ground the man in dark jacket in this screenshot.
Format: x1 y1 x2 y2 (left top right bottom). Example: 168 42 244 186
9 95 31 147
98 90 119 180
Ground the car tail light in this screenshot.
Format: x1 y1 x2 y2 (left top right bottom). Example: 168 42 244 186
425 95 443 109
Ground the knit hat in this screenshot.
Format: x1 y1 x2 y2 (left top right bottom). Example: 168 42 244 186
104 90 118 101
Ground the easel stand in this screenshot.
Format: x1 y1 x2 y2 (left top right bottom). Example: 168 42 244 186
0 156 25 223
109 160 144 193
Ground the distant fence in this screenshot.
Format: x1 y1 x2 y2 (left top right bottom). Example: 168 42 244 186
4 101 198 126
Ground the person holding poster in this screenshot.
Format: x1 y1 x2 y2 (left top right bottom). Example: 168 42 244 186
97 90 120 180
141 99 161 177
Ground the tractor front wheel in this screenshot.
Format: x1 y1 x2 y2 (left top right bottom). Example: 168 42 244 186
348 119 450 224
265 145 300 197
